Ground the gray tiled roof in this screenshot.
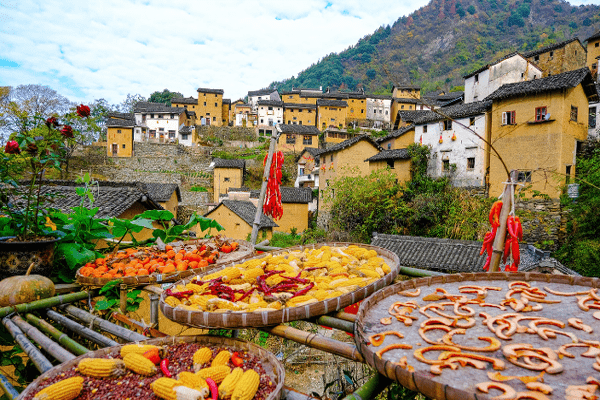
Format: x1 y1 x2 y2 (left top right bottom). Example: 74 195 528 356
248 187 313 203
367 94 393 100
422 91 464 108
295 147 324 163
283 103 317 110
320 92 350 99
522 38 583 58
392 84 421 90
171 96 197 105
106 118 135 128
197 88 224 95
319 134 382 156
279 124 320 134
485 68 598 102
258 100 284 107
394 98 419 104
134 102 185 114
412 100 492 124
317 99 348 107
365 148 410 162
212 158 245 169
107 112 135 120
234 103 252 108
586 30 600 42
143 183 182 202
397 111 427 123
179 125 193 134
248 88 277 96
223 99 231 104
209 200 278 228
377 124 415 144
463 51 523 79
35 181 166 219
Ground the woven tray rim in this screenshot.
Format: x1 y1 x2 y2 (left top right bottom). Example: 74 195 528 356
17 334 285 400
159 242 400 329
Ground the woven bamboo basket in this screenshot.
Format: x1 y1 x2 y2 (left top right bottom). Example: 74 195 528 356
354 272 600 400
18 334 285 400
160 242 400 329
75 238 254 288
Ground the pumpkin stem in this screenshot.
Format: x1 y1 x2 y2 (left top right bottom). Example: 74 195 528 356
25 262 36 276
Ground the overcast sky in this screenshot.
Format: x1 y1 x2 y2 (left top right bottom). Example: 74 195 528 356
1 0 599 106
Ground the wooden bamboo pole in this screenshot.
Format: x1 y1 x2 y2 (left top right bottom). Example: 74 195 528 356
11 315 76 363
45 310 118 347
25 313 91 356
490 170 518 272
313 315 354 333
261 324 364 363
332 311 357 323
0 373 19 400
0 291 91 319
342 373 392 400
59 305 147 342
2 317 53 373
111 312 168 338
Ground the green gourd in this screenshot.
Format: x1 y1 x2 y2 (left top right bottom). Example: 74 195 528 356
0 263 55 306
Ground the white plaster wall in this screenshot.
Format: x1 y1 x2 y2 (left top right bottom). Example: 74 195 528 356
416 115 487 187
464 69 490 103
257 106 283 126
366 98 391 122
589 101 600 139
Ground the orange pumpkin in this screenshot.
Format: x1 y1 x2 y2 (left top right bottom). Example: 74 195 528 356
0 263 55 306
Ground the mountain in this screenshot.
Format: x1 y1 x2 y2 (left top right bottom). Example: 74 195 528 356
268 0 600 94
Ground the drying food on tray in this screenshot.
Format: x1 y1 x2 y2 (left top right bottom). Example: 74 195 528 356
163 245 392 313
24 342 278 400
355 275 600 399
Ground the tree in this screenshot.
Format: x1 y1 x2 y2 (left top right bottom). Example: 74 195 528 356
117 93 146 113
148 89 184 106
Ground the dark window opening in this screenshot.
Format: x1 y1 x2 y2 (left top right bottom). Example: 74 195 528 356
224 177 230 182
566 165 572 185
442 160 450 172
387 160 395 169
467 157 475 170
535 107 547 122
517 171 532 182
443 120 452 130
590 107 597 128
503 111 516 125
571 106 578 122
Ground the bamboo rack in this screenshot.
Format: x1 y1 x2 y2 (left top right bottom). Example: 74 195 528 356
10 315 76 363
25 313 90 356
342 373 392 400
45 310 118 348
2 317 53 373
0 373 19 400
0 291 91 318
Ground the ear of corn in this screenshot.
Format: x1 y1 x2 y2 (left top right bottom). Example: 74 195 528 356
231 370 260 400
196 365 231 383
178 371 210 391
242 268 264 283
165 296 181 307
33 376 84 400
218 367 244 399
211 350 231 367
193 347 213 366
358 268 382 279
120 344 160 357
174 385 209 400
77 357 126 378
153 378 207 400
123 352 157 376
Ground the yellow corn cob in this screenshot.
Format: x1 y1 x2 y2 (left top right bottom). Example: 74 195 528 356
380 263 391 274
333 277 367 288
311 290 332 301
123 352 157 376
266 301 282 310
265 275 285 286
231 369 260 400
192 294 218 310
196 365 231 383
165 296 181 307
244 301 269 311
179 304 202 311
211 350 231 367
358 268 381 279
207 298 242 311
241 259 263 269
193 347 213 366
286 295 313 304
120 344 161 357
218 367 244 399
242 268 264 283
221 268 243 283
77 357 126 378
186 282 209 293
151 377 208 400
33 376 84 400
229 278 245 285
178 371 210 391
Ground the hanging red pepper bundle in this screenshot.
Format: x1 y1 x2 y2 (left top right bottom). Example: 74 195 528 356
481 201 502 271
263 151 284 220
502 215 523 272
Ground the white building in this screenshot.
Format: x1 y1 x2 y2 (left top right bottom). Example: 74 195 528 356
464 53 542 104
133 102 191 145
248 88 281 112
414 100 491 187
589 83 600 139
257 100 284 136
366 95 392 128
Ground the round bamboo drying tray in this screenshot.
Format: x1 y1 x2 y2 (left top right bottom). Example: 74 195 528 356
18 334 285 400
75 238 254 288
160 242 400 329
354 272 600 400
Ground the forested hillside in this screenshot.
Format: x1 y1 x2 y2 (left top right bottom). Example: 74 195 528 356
269 0 600 94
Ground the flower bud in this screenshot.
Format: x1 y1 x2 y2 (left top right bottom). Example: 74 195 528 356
4 140 20 154
76 104 91 118
60 125 74 138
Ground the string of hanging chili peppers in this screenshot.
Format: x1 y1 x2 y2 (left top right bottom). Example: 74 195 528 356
481 183 523 273
263 151 284 220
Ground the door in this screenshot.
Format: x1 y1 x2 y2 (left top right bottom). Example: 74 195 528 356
111 144 118 156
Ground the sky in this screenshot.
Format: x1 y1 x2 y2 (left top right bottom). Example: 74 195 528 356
1 0 600 106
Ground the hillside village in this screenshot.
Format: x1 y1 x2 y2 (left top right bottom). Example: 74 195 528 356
91 29 600 248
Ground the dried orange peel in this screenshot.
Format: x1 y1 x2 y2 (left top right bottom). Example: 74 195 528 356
441 329 501 352
368 331 404 347
380 317 393 325
413 345 460 365
487 371 545 384
524 382 552 395
558 343 600 358
375 343 413 359
418 325 452 345
398 288 420 297
438 351 505 370
476 381 517 400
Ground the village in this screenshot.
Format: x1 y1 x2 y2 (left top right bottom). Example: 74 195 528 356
2 13 600 400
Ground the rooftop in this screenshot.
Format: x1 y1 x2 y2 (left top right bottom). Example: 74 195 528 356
295 147 324 163
248 187 313 203
278 124 320 135
106 117 135 128
317 99 348 107
197 88 225 95
248 88 277 97
141 183 182 202
134 102 185 114
586 30 600 43
208 200 278 228
320 134 382 156
283 103 317 110
257 100 284 107
365 148 410 162
211 158 246 169
522 38 583 58
171 96 197 105
411 100 492 124
376 124 415 144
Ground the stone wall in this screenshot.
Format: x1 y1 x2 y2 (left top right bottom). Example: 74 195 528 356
515 198 563 251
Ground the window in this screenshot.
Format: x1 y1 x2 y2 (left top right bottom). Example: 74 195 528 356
566 165 572 184
387 160 395 169
517 171 532 182
215 103 217 107
594 63 598 70
170 114 174 119
401 105 405 110
442 160 450 172
362 109 364 113
470 117 475 126
596 42 600 48
467 157 475 170
534 55 539 62
474 74 479 83
387 143 392 150
213 117 216 121
351 108 354 113
423 125 428 133
286 135 295 144
535 107 547 122
443 120 452 130
502 111 516 125
117 129 121 133
571 106 578 122
181 134 189 140
168 130 175 139
590 107 597 128
203 102 206 106
330 154 333 162
259 129 264 135
122 144 126 149
224 177 230 182
289 95 293 99
331 118 335 122
549 51 554 58
299 121 302 125
159 128 164 132
303 136 313 145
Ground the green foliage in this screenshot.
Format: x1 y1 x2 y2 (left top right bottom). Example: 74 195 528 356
136 209 224 243
467 5 476 14
94 279 143 312
148 89 183 106
190 185 208 192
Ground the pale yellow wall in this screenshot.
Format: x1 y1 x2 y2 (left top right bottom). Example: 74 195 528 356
213 168 244 202
347 98 367 120
283 107 315 126
274 203 309 233
197 91 223 126
528 40 586 77
172 100 198 118
106 127 133 157
379 128 415 150
318 105 347 130
489 85 589 198
369 159 412 183
203 204 273 241
324 131 353 144
587 38 600 71
277 134 318 153
392 88 421 99
159 191 179 216
299 96 319 104
222 103 231 126
283 93 302 103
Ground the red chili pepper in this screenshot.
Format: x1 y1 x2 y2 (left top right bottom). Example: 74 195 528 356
482 255 491 271
231 352 244 367
502 238 512 264
160 358 171 377
291 282 315 298
489 201 502 227
515 216 523 241
143 348 161 365
512 239 520 269
165 288 194 300
206 378 218 400
507 216 517 240
480 232 492 255
485 240 493 258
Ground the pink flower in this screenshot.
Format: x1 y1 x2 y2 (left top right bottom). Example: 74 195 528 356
60 125 74 138
46 116 59 128
4 140 20 154
76 104 91 118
